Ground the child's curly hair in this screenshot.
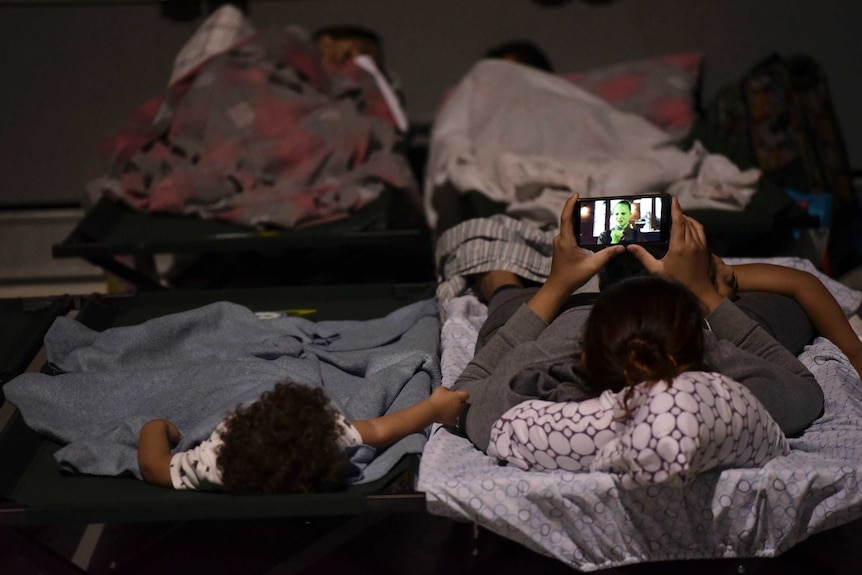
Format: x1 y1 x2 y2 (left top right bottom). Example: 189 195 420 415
217 382 348 495
582 275 705 417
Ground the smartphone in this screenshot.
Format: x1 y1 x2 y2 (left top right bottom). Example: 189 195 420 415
574 193 672 250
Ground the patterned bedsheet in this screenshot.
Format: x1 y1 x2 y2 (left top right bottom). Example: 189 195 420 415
418 259 862 571
88 19 417 229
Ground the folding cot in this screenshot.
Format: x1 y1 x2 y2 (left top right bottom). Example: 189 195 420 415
7 269 862 574
51 5 435 292
52 189 434 291
421 252 862 574
0 283 436 574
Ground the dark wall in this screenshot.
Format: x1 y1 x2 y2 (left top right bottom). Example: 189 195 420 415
2 0 860 206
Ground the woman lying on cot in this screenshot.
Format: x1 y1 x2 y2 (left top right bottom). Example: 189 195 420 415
453 193 825 454
138 383 467 494
488 272 791 481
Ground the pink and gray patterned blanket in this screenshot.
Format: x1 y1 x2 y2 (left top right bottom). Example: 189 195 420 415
89 25 418 229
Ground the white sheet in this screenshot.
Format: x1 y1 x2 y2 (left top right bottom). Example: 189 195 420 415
419 258 862 571
424 59 761 230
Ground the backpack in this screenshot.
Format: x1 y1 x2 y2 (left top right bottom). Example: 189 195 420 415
743 54 855 213
692 54 858 273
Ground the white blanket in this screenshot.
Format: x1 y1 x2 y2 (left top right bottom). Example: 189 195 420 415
419 258 862 570
424 60 760 229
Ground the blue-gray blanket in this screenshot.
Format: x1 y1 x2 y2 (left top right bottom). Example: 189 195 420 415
3 298 440 484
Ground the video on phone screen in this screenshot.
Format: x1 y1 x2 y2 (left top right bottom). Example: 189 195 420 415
577 196 665 247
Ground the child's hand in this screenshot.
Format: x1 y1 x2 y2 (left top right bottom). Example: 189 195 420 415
140 419 182 447
428 386 469 426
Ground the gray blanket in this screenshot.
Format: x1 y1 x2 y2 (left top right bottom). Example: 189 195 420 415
3 299 440 484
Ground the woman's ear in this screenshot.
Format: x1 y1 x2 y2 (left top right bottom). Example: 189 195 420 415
580 351 587 367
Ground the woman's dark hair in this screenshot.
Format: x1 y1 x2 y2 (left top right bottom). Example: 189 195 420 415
582 275 705 415
597 249 649 291
218 382 347 495
484 40 554 72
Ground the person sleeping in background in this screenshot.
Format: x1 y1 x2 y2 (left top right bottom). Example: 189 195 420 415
138 382 467 494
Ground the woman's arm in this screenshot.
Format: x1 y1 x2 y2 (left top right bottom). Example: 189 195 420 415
137 419 181 487
451 193 622 451
527 193 623 322
351 386 468 448
629 203 824 435
705 300 823 436
628 198 725 314
735 263 862 375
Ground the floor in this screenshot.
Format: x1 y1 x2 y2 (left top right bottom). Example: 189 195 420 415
6 506 862 575
4 207 862 574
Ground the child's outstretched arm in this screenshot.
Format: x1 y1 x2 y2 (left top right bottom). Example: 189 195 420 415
351 386 469 448
137 419 181 487
735 263 862 375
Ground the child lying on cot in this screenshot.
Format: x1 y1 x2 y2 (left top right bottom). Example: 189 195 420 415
4 296 446 485
138 383 467 494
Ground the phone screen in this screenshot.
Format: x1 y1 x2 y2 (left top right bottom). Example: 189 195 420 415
575 193 671 250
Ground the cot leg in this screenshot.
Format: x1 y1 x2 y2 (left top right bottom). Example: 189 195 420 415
88 254 165 291
70 523 105 572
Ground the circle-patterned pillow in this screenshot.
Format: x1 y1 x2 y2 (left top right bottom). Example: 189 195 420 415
489 371 790 486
